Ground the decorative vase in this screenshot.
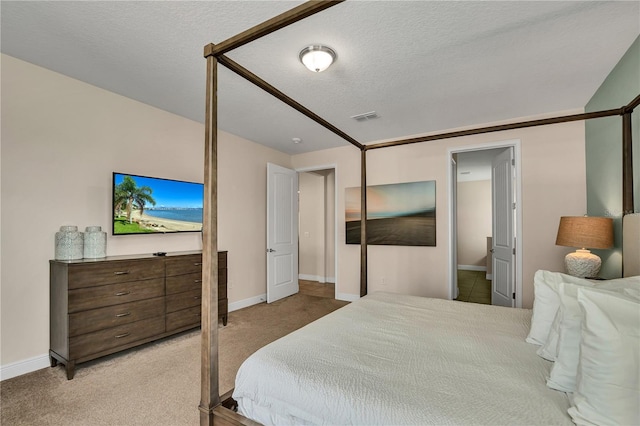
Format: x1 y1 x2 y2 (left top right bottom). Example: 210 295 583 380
55 226 84 260
83 226 107 259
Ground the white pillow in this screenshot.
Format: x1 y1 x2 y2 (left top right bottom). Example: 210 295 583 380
568 287 640 426
546 282 583 391
526 270 593 346
536 312 561 361
537 276 640 361
546 276 640 391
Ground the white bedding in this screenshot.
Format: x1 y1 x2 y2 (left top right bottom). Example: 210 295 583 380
233 292 572 425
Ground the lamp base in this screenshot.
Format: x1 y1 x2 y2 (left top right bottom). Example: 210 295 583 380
565 249 601 278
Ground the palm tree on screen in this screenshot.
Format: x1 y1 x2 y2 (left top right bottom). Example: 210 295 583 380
114 176 156 223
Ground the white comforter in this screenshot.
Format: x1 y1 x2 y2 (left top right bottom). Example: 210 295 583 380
233 292 571 425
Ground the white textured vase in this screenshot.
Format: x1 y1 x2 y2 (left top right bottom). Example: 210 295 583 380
565 249 601 278
55 226 84 260
83 226 107 258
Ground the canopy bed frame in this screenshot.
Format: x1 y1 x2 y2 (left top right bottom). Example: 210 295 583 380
198 1 639 424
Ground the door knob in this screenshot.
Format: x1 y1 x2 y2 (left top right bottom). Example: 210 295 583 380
267 248 276 253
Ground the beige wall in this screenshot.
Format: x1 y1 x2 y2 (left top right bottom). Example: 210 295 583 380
298 169 336 282
0 53 588 377
298 172 326 280
325 170 336 281
0 55 290 371
457 180 492 267
293 115 587 307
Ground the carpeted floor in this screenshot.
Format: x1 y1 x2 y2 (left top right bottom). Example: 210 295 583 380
1 292 348 425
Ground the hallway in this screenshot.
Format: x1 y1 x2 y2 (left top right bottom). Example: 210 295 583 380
299 279 335 299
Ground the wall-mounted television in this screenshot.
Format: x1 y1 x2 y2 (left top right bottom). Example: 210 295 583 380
112 172 204 235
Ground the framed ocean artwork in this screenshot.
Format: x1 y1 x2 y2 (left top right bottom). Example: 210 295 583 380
345 180 436 246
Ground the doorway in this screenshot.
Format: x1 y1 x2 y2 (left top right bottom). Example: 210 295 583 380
448 141 523 308
266 164 338 303
297 166 337 300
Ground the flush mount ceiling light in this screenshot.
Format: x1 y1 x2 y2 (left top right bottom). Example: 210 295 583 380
299 45 336 73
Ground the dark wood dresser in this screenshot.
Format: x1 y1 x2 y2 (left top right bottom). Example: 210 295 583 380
50 250 228 379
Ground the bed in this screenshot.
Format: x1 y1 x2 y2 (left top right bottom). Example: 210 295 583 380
232 292 572 425
199 2 639 423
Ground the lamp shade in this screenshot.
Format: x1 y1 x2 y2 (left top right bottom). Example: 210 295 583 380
299 45 336 72
555 216 614 249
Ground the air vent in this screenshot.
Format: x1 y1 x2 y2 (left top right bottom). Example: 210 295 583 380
350 111 379 122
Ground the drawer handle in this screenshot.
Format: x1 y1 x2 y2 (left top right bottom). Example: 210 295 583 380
194 296 201 300
194 280 202 283
194 262 203 266
115 291 130 296
115 312 131 318
114 271 130 276
115 333 130 339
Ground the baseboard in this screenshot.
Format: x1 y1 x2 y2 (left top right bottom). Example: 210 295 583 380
299 274 334 283
299 273 323 282
228 294 267 312
337 293 360 302
1 353 50 381
457 265 487 272
486 273 493 280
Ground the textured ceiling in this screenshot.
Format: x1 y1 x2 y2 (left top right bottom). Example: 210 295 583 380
2 1 638 154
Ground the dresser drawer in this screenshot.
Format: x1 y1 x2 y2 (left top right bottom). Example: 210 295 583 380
165 252 227 277
166 269 226 292
165 254 202 277
68 278 164 313
69 297 164 337
165 298 226 332
166 272 201 295
68 259 163 289
166 305 201 332
166 289 201 313
69 316 165 360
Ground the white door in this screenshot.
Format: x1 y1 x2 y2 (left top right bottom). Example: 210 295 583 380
491 148 515 307
267 163 299 303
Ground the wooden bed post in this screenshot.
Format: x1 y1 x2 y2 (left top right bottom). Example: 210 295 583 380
360 148 368 297
199 53 219 426
622 111 634 215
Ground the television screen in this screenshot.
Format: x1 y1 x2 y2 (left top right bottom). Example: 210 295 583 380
112 172 203 235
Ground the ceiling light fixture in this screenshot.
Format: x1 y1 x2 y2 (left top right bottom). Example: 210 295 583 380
292 137 302 144
299 45 336 73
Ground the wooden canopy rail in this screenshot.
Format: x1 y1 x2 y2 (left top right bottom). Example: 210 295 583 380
200 1 637 423
216 54 364 150
204 0 345 57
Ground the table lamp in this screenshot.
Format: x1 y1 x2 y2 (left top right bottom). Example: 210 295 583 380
555 216 614 277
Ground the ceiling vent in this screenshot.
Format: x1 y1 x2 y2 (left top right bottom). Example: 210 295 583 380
350 111 379 122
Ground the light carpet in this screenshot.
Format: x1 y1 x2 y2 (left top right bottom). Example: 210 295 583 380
1 293 348 425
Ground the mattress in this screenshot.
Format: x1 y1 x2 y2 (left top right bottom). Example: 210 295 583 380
233 292 572 425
